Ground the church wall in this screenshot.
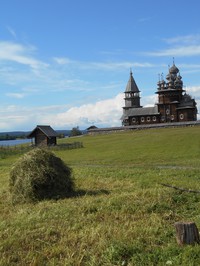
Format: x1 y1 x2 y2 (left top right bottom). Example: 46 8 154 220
158 104 179 122
128 115 160 125
177 109 196 122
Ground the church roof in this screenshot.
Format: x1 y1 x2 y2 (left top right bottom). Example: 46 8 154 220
177 93 197 109
128 106 159 116
121 106 159 119
125 71 140 93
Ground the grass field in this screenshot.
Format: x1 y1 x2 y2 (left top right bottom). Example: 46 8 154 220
1 126 200 265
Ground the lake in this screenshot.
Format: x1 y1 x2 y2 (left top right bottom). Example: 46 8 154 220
0 139 32 146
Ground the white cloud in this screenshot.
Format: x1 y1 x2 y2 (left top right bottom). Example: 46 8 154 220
164 34 200 44
6 92 25 99
41 93 124 128
0 106 30 131
144 34 200 57
145 45 200 57
53 57 72 65
0 41 155 98
142 94 157 107
52 56 154 71
0 41 48 69
90 61 154 70
0 94 124 131
186 86 200 98
145 34 200 57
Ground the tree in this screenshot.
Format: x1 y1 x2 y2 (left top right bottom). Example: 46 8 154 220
70 126 82 137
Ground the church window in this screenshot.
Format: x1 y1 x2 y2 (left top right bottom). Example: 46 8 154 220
132 117 136 123
153 116 157 122
141 117 145 122
166 109 170 115
180 114 184 120
161 116 165 122
147 116 151 122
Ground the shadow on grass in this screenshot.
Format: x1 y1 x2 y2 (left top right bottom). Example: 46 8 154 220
53 189 110 200
72 189 110 197
10 189 111 204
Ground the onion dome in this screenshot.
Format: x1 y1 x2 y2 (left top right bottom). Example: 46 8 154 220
178 72 182 80
166 73 171 80
157 73 165 89
167 78 174 89
157 73 162 89
157 80 161 89
169 63 179 75
160 79 165 89
174 73 183 87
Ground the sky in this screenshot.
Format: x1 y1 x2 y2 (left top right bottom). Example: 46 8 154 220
1 0 200 132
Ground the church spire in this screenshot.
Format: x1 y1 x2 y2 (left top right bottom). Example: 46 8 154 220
125 69 140 93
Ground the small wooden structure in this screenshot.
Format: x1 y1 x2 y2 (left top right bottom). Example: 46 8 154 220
87 125 98 131
28 125 57 146
174 221 200 245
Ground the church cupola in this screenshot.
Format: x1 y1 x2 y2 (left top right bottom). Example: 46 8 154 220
164 60 182 90
160 73 166 89
168 77 174 89
169 63 179 75
157 73 164 90
174 73 183 89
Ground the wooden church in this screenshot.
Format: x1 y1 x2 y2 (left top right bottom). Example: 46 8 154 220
121 63 197 126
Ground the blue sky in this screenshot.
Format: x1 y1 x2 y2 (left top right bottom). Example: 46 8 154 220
1 0 200 131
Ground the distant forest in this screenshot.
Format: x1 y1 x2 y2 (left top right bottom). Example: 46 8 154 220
0 133 28 141
0 129 86 141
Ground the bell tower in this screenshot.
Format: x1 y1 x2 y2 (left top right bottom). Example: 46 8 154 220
123 70 141 109
121 70 142 126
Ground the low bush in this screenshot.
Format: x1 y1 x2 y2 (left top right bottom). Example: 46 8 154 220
9 148 74 203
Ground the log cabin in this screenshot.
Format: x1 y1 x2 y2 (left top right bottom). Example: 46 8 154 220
28 125 57 146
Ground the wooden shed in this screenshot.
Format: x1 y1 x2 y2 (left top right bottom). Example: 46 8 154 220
28 125 57 146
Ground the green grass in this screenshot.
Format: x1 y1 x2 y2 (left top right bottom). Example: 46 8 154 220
1 127 200 265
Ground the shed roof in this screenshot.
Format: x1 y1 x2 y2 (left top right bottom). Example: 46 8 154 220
86 125 98 130
28 125 57 138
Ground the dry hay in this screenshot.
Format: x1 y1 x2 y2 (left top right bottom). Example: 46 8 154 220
9 148 74 203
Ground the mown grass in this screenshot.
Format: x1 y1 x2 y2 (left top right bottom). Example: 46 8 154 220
1 127 200 265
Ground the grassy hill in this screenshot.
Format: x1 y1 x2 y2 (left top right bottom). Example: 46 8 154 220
1 126 200 265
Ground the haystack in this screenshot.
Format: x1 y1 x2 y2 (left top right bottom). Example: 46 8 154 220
9 148 74 203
